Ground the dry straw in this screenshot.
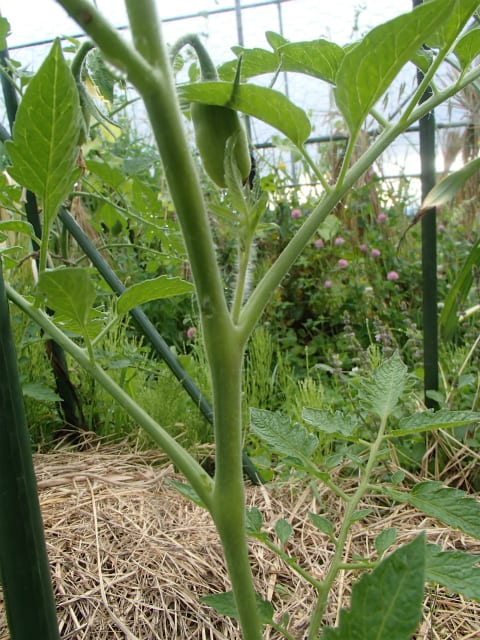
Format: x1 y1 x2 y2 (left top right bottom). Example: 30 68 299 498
0 446 479 639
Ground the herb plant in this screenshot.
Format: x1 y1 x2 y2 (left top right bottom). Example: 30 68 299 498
2 1 480 638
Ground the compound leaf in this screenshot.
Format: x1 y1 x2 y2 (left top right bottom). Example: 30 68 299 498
323 534 426 640
250 408 318 464
426 543 480 601
392 409 480 438
302 407 359 438
409 482 480 539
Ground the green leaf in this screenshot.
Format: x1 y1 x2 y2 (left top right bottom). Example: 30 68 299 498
421 157 480 211
409 482 480 539
440 239 480 340
374 528 397 556
117 275 194 316
349 509 374 524
265 31 288 49
278 40 344 84
37 268 96 329
5 39 82 226
454 27 480 70
425 0 480 51
250 407 318 465
334 0 453 135
0 220 36 239
21 382 61 403
309 513 334 539
391 409 480 438
218 47 279 81
323 534 426 640
275 518 293 546
169 480 206 509
246 507 264 535
201 591 274 625
359 352 408 420
302 407 359 438
425 543 480 601
178 81 310 147
0 17 10 49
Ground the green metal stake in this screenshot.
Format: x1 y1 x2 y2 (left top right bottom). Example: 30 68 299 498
413 0 439 408
0 259 60 640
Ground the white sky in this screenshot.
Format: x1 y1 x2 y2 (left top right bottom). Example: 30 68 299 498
0 1 458 184
3 1 413 50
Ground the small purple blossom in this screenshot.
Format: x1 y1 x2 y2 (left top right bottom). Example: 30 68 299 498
334 236 346 246
377 212 388 223
387 270 399 281
438 223 446 233
314 238 324 248
359 243 368 254
290 208 302 219
324 280 333 288
337 258 349 269
186 326 197 340
370 248 381 258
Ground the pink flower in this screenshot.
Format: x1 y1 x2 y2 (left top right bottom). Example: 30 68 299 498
370 248 381 258
359 243 368 254
334 236 345 246
438 223 446 233
377 213 388 223
314 238 324 248
291 208 302 219
186 326 197 340
324 280 333 288
387 270 399 281
337 258 349 269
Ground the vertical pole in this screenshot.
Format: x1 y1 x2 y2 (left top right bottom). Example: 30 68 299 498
0 260 60 640
413 0 438 408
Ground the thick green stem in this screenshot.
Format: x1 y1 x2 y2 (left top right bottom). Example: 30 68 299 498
209 332 263 640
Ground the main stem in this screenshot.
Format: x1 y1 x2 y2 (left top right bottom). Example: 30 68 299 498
54 1 263 637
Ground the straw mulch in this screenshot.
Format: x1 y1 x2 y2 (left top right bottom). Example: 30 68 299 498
0 446 479 639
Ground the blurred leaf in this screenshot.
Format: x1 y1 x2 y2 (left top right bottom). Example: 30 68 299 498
201 591 274 625
265 31 288 49
302 407 359 438
169 480 206 509
37 268 96 329
391 409 480 438
218 47 278 81
440 239 480 340
323 534 426 640
426 543 480 601
21 382 61 403
421 157 480 211
309 513 334 539
374 528 397 556
117 276 194 316
0 17 10 49
275 518 293 546
0 220 36 238
359 352 408 421
250 408 318 465
454 27 480 70
334 0 452 135
246 507 264 535
178 81 310 147
409 482 480 538
6 40 82 226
